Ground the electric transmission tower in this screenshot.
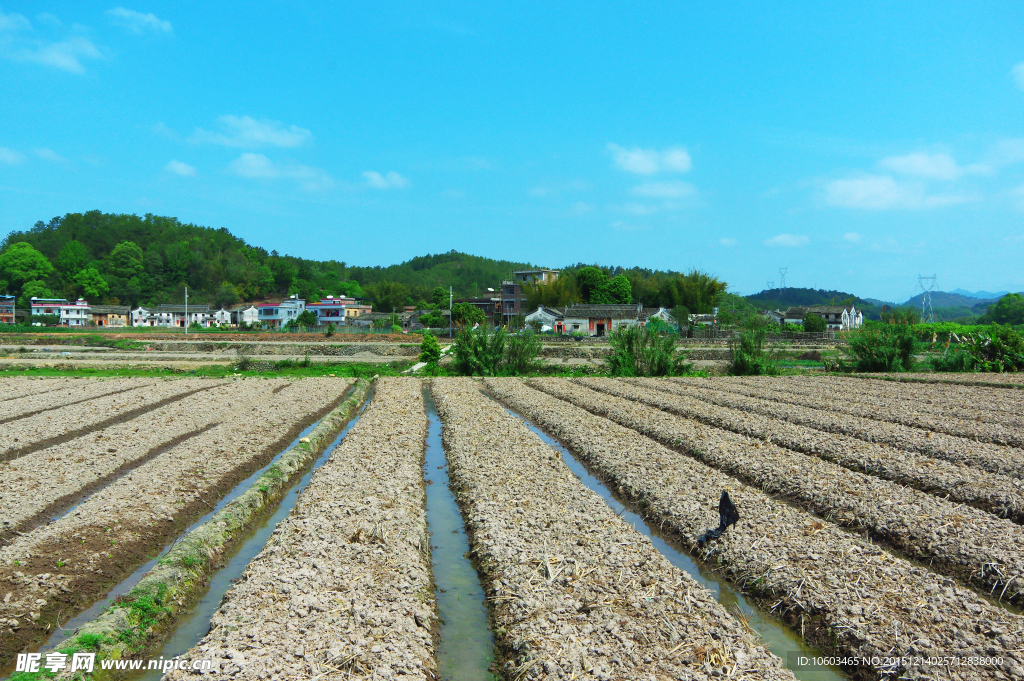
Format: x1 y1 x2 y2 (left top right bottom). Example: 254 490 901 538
766 280 774 290
918 274 937 323
778 267 787 290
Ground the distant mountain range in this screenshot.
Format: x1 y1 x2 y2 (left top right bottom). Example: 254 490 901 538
949 288 1010 299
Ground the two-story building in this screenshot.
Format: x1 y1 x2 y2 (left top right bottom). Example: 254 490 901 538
805 305 863 330
132 304 215 327
31 298 90 326
500 269 559 324
258 296 305 328
306 296 352 326
0 295 14 324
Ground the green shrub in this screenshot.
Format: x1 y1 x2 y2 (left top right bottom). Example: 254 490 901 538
802 313 826 333
845 324 918 372
419 332 442 374
932 325 1024 373
452 327 507 376
504 330 542 374
607 324 691 377
730 326 778 376
391 323 402 334
324 322 335 338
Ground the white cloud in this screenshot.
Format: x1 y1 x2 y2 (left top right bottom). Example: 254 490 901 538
823 174 973 210
630 181 696 198
106 7 172 34
719 237 737 247
228 153 333 191
620 203 659 215
362 170 409 189
192 115 312 148
164 159 195 177
609 220 647 232
0 147 25 164
764 233 809 247
0 8 31 31
34 147 67 163
440 188 465 199
150 122 176 139
842 232 862 243
607 143 691 174
1011 183 1024 210
528 186 550 197
1013 63 1024 92
878 151 986 180
569 201 593 215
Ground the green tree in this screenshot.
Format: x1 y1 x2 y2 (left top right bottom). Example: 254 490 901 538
72 268 110 300
19 280 52 309
0 243 54 291
575 267 609 302
56 240 89 276
431 286 448 307
452 327 507 376
451 302 486 328
980 293 1024 326
109 241 145 279
366 280 410 312
675 269 727 314
597 274 633 304
803 313 826 332
295 310 318 327
670 305 690 329
419 332 442 374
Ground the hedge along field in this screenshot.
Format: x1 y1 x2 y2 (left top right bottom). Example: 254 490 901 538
542 378 1024 606
432 377 794 680
484 378 1024 681
610 377 1024 523
0 378 350 667
660 377 1024 481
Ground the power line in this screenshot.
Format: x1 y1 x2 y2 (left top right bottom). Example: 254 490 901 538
918 274 936 323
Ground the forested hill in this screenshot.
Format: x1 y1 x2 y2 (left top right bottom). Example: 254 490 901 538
0 211 536 310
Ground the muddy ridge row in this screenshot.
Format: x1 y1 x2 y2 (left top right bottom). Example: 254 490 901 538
489 378 1024 681
0 378 84 404
614 377 1024 523
0 379 292 540
714 376 1024 448
767 375 1024 421
664 378 1024 481
0 378 156 424
855 373 1024 389
1 379 219 463
560 378 1024 605
435 377 794 680
167 378 436 680
0 379 349 668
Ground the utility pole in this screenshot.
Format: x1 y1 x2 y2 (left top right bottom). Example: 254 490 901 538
449 286 453 338
184 287 188 335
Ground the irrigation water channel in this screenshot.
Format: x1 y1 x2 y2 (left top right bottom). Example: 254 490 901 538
498 403 848 681
0 389 370 681
422 387 495 680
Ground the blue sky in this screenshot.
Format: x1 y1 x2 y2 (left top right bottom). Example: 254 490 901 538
1 2 1023 300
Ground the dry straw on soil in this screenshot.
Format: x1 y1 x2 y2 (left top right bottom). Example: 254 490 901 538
0 378 349 667
489 377 1024 681
166 377 436 680
435 377 794 681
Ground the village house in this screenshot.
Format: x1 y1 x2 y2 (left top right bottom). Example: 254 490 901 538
131 304 216 327
772 305 863 330
524 305 565 332
501 269 559 324
30 298 90 326
562 303 646 337
258 296 305 328
227 304 259 326
306 296 352 326
89 305 130 326
0 295 14 325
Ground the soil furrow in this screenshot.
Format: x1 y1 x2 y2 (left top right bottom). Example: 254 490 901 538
759 375 1024 420
714 377 1024 448
434 377 794 680
0 379 290 540
0 378 350 667
543 378 1024 605
0 379 79 404
661 378 1024 480
1 380 225 463
606 377 1024 523
855 373 1024 390
487 378 1024 681
0 378 153 424
166 377 437 680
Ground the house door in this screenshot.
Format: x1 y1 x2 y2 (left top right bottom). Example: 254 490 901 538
596 322 605 337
